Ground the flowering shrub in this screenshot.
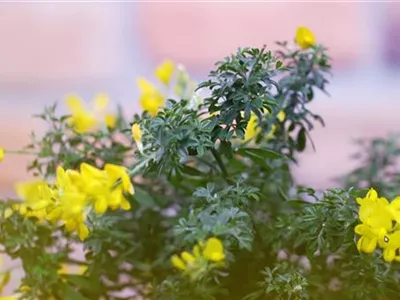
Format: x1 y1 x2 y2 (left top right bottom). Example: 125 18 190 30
0 27 399 299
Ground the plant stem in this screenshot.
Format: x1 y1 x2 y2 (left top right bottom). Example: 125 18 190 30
5 149 37 155
211 148 228 179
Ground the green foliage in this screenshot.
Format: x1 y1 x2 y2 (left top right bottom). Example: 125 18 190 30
198 47 280 141
2 32 400 300
340 133 400 199
174 184 257 251
26 104 132 178
245 263 309 300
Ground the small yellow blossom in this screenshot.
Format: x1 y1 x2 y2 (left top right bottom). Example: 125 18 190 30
104 164 134 211
0 148 4 163
66 93 117 133
355 224 386 253
3 208 13 219
181 251 196 265
104 114 116 129
66 94 98 134
277 110 286 122
388 196 400 223
381 231 400 263
131 124 142 144
171 237 226 279
58 263 88 276
14 163 134 241
244 114 261 142
155 60 175 86
131 123 143 153
244 110 286 142
59 192 89 241
171 255 186 270
137 78 165 117
78 163 133 214
356 189 392 230
202 237 225 262
15 181 54 221
94 93 109 112
354 188 400 262
295 27 316 49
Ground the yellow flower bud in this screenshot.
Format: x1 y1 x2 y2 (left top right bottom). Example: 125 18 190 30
171 255 186 270
295 27 316 49
3 208 13 219
105 114 116 129
0 147 4 163
202 237 225 262
181 251 196 264
155 60 175 86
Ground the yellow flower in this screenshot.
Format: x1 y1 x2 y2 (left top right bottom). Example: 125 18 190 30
244 114 261 142
277 110 286 122
57 264 69 275
137 78 165 117
0 148 4 163
14 162 135 240
202 237 225 262
193 244 202 258
131 123 143 153
66 94 98 134
105 164 134 195
104 164 133 211
94 93 109 112
59 192 89 241
357 190 392 230
295 27 316 49
104 114 116 129
171 255 186 270
94 94 117 129
58 263 88 275
181 251 196 265
244 110 286 142
354 188 400 258
355 224 387 253
3 208 13 219
155 60 175 86
66 93 116 132
78 163 109 214
381 231 400 263
388 196 400 223
15 181 55 221
171 237 226 279
78 163 133 214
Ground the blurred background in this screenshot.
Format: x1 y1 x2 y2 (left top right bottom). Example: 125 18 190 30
1 1 400 197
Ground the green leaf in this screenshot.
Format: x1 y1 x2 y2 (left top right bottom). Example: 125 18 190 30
134 187 156 207
236 148 282 160
276 60 283 69
181 165 206 177
296 128 307 151
219 141 233 159
64 275 101 292
59 283 86 300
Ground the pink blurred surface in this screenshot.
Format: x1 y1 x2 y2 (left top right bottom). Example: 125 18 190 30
138 2 366 72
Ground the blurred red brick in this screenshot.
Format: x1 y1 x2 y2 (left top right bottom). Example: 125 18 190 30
138 2 366 74
0 3 123 85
